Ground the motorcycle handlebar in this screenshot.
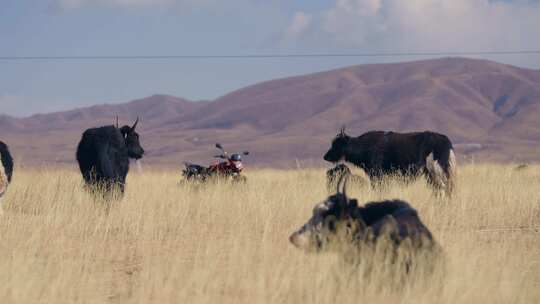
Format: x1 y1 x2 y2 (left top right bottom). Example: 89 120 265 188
213 150 250 160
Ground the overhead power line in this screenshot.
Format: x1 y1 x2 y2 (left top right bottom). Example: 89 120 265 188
1 50 540 61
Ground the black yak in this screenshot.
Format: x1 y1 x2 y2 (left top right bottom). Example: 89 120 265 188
76 118 144 197
323 128 457 196
289 175 440 275
0 140 14 213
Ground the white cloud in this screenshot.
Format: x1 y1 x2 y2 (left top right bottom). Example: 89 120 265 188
285 0 540 52
284 11 312 40
332 0 382 17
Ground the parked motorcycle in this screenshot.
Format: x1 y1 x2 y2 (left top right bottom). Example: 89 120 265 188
182 143 249 183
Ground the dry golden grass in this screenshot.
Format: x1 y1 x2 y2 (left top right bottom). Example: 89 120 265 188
0 164 539 303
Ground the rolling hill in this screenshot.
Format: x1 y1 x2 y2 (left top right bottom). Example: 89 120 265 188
1 57 539 168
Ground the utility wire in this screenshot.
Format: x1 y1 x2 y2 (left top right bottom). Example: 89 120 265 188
1 50 540 61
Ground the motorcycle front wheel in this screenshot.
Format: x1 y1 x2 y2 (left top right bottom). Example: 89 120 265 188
232 175 247 184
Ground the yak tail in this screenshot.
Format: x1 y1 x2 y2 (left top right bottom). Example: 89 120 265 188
0 153 6 196
446 149 457 197
426 149 457 197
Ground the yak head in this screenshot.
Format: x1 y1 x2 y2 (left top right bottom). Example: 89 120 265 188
289 175 364 253
323 127 350 163
120 117 145 160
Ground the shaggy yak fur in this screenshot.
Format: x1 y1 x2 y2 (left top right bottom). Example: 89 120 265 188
323 128 457 196
76 118 144 197
290 175 441 276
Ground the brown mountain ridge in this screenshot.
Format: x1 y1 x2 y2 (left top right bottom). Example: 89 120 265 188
1 57 539 168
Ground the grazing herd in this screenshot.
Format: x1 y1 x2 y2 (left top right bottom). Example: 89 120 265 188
312 128 455 272
1 121 458 277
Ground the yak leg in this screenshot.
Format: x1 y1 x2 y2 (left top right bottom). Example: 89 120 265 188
0 155 7 215
96 146 123 197
426 149 457 197
445 149 457 197
425 153 447 197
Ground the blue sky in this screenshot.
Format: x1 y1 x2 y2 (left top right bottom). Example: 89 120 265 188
1 0 540 117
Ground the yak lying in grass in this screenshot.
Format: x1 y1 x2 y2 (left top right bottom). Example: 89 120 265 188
290 175 440 275
76 118 144 198
323 128 457 197
0 140 14 213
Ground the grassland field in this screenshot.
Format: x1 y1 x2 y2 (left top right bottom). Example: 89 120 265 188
0 164 539 303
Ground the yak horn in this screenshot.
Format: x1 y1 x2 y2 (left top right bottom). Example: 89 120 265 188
131 117 139 130
336 172 349 199
339 126 346 136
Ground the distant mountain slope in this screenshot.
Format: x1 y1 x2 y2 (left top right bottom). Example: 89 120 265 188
1 58 539 168
7 94 202 131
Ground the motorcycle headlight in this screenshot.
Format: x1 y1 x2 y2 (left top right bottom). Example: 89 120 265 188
233 161 243 170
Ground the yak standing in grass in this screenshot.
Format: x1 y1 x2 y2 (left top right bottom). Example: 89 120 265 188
323 128 457 196
0 141 14 213
289 175 441 276
76 118 144 197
